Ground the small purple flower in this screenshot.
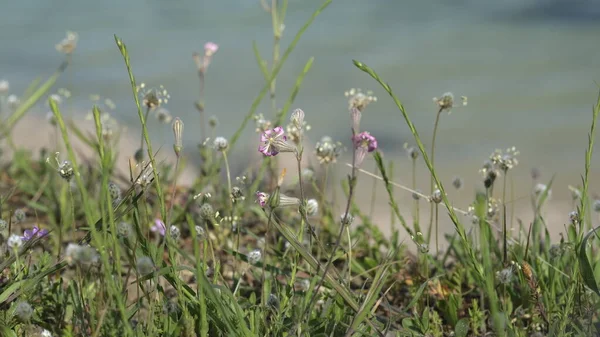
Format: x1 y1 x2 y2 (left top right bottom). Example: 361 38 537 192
256 192 269 207
353 131 378 152
151 219 166 236
22 226 48 241
353 131 378 167
259 126 296 156
204 42 219 56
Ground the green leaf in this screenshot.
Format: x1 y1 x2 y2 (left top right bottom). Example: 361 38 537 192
0 280 24 304
455 318 470 337
578 226 600 296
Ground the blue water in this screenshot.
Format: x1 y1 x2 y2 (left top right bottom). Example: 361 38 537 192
2 0 600 193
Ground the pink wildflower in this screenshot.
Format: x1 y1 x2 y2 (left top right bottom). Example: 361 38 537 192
150 219 166 236
353 131 378 167
204 42 219 57
256 192 269 208
259 126 296 156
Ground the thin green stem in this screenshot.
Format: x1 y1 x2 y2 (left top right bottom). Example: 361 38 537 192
435 204 439 255
369 161 377 218
140 106 151 157
502 172 508 264
198 70 207 141
167 156 180 226
412 158 419 230
428 108 443 245
223 151 233 211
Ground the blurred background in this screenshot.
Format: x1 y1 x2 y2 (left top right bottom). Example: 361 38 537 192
2 0 600 233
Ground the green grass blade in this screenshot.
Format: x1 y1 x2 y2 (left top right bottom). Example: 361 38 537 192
578 226 600 296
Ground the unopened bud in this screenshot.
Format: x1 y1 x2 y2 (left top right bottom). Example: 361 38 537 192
172 117 184 157
290 108 305 129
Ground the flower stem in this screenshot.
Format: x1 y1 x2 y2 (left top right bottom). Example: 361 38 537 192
369 161 377 218
139 106 151 159
428 108 443 244
197 69 207 141
412 157 420 232
166 155 180 226
502 172 508 264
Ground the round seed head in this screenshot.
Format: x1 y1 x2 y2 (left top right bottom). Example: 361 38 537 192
199 203 215 220
213 137 229 152
405 146 419 160
496 267 513 285
247 249 262 265
340 214 355 226
58 160 74 181
593 200 600 213
136 256 154 276
430 189 443 204
267 294 280 311
569 211 579 225
169 225 181 240
306 199 319 216
108 182 121 201
14 209 26 223
0 219 7 231
452 176 463 190
194 225 205 239
155 107 172 124
7 234 23 249
14 301 33 321
117 222 133 239
412 190 421 200
208 115 219 128
134 148 144 164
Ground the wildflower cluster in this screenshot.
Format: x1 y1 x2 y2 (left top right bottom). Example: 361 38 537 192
315 136 342 164
432 92 467 113
490 146 520 172
344 88 377 112
55 31 78 55
136 83 170 109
